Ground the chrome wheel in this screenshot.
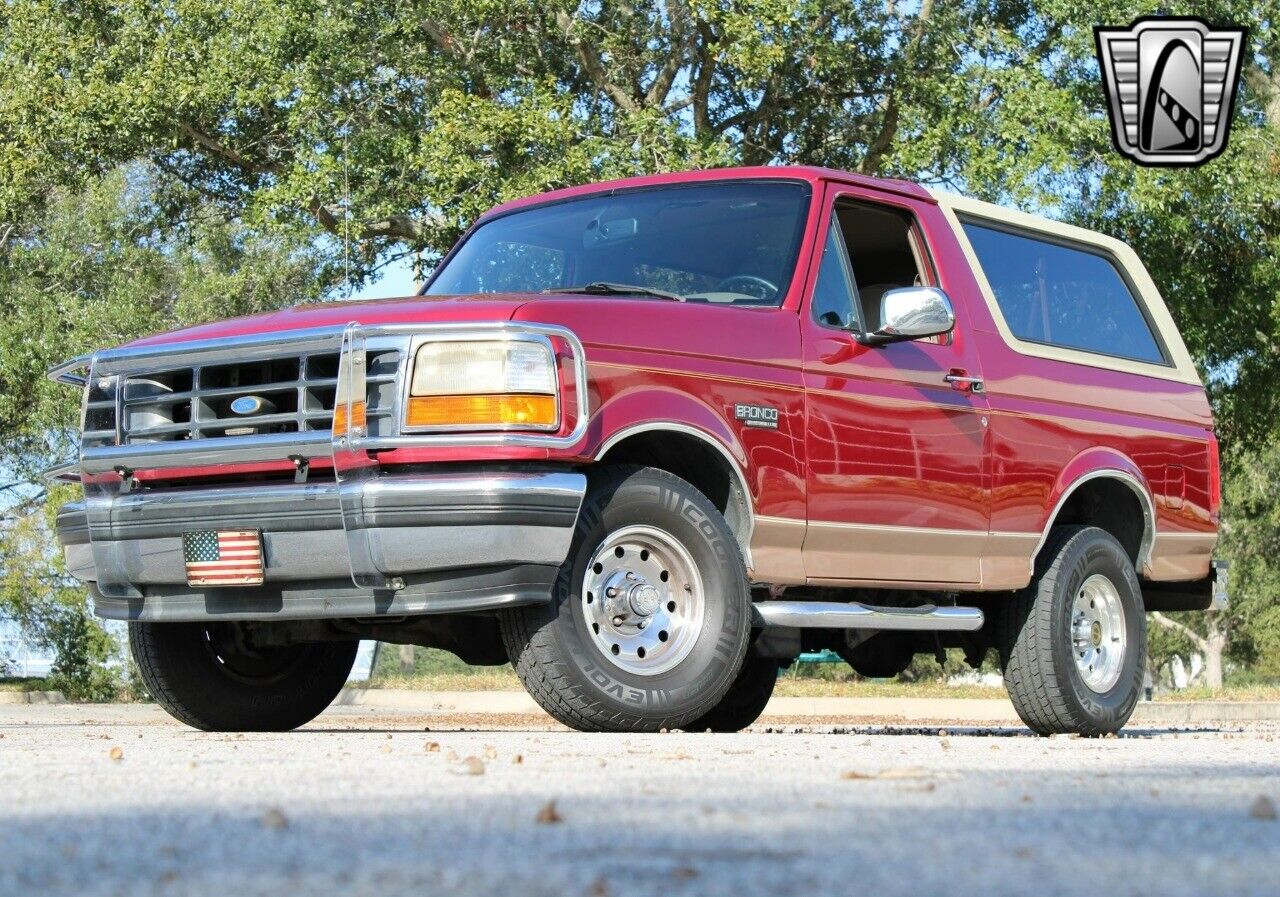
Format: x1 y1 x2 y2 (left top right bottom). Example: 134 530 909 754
581 524 706 676
1071 573 1126 693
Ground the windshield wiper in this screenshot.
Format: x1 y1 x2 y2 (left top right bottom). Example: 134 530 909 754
543 282 684 301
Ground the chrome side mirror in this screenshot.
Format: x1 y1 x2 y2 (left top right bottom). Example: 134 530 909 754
861 286 956 346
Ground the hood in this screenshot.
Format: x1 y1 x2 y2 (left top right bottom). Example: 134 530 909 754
124 293 537 348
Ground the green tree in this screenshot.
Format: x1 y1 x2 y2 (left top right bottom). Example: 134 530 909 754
0 2 1139 266
4 1 1274 439
1 485 120 700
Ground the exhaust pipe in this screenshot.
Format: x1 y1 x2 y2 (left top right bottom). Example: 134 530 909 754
752 601 984 632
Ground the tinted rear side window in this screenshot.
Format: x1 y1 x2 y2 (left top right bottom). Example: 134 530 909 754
962 221 1167 365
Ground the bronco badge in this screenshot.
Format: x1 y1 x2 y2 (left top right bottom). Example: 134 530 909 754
735 403 779 429
1095 17 1247 167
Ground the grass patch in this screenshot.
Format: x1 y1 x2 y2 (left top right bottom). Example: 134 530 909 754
0 677 53 693
361 669 523 691
772 678 1003 699
1151 685 1280 702
354 646 1280 702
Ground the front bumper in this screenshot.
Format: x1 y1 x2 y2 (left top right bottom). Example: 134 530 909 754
57 468 586 622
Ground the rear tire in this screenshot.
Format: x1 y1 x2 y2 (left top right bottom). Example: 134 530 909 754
130 622 357 732
499 466 752 732
998 525 1145 736
686 651 780 732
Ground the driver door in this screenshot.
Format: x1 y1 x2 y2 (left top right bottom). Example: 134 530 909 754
800 187 991 585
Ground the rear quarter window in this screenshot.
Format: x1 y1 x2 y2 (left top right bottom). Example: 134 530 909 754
961 221 1168 365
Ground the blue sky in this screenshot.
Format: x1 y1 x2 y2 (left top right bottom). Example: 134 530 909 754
348 255 421 301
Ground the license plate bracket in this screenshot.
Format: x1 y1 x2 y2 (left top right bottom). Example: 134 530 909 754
182 530 265 587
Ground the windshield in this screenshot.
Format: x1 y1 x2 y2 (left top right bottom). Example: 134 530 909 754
425 180 811 306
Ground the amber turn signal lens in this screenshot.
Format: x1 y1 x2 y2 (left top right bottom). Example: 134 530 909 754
405 394 557 429
332 401 366 435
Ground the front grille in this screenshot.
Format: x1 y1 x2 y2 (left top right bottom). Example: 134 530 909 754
82 349 400 447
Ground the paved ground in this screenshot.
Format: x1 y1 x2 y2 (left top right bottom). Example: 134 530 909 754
2 704 1278 897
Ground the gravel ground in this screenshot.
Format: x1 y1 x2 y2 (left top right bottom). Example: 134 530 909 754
2 704 1278 897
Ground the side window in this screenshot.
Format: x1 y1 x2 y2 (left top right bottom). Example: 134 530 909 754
811 215 860 330
835 202 929 332
961 221 1167 364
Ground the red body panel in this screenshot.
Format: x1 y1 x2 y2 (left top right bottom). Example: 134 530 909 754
911 203 1216 540
796 183 991 583
126 294 531 347
121 165 1218 586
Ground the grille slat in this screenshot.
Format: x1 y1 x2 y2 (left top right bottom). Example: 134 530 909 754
119 379 341 405
85 349 400 446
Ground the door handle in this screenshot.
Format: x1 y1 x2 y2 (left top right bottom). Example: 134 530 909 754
944 371 985 393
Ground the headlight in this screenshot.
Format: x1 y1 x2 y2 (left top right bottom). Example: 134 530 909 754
405 339 559 431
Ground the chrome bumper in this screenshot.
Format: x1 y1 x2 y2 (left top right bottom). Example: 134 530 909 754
1140 559 1229 613
57 469 586 622
1211 559 1229 611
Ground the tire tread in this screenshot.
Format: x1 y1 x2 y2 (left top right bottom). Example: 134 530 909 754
499 465 750 732
999 525 1142 737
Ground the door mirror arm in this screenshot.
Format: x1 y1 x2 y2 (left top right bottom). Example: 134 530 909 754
853 330 900 347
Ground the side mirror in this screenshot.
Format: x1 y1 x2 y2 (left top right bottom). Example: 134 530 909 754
859 286 956 346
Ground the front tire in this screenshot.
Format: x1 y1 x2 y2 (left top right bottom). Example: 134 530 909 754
686 651 781 732
998 526 1146 736
500 466 752 732
130 622 357 731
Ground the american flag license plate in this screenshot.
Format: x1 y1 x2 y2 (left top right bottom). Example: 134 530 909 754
182 530 264 587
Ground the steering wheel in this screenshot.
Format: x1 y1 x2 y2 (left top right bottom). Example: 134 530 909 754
714 275 779 302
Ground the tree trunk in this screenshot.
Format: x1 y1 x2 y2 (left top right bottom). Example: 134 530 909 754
1203 615 1227 690
399 643 415 675
1151 611 1228 691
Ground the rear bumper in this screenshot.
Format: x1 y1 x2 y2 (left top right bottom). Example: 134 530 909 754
1142 560 1229 612
57 468 585 622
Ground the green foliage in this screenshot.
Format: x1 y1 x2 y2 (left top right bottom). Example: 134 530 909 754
39 601 121 702
0 486 120 700
2 1 1274 439
371 644 488 679
1219 439 1280 678
0 1 1199 267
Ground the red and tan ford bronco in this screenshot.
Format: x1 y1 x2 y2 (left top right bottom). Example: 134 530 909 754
51 166 1225 736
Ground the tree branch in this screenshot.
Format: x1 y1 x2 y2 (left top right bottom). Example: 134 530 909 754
859 93 900 174
1244 64 1280 127
645 0 693 108
307 197 438 244
860 0 933 174
1151 611 1210 653
690 19 718 136
178 124 277 176
556 11 639 113
420 17 491 98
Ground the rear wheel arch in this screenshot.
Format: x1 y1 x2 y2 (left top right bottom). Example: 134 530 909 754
1036 468 1154 573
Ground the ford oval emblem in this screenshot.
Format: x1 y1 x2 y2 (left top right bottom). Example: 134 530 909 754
230 396 265 416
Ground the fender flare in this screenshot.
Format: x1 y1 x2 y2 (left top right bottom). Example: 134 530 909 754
588 392 755 559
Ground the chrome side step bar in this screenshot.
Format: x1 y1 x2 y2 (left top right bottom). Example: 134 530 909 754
752 601 984 632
